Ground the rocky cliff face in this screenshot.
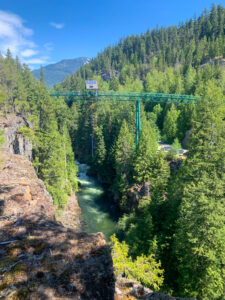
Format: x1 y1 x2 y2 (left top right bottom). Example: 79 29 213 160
0 115 115 299
0 115 32 161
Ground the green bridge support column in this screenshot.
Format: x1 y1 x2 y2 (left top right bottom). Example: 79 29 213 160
136 100 141 149
91 102 94 157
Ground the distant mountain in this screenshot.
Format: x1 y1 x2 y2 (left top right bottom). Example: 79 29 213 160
32 57 90 87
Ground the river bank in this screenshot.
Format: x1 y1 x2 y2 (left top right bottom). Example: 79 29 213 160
59 193 81 230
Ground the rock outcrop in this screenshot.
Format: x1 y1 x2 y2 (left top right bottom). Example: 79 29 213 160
115 277 152 299
0 115 115 299
114 277 195 300
146 293 195 300
0 213 114 299
114 278 195 300
0 115 32 161
0 154 55 219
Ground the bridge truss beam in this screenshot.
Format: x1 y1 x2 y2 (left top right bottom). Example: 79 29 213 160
50 90 200 151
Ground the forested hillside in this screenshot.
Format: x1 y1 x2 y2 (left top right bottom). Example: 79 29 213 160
0 51 78 209
57 4 225 91
56 4 225 299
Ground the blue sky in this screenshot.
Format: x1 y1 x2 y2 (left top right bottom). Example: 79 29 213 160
0 0 224 69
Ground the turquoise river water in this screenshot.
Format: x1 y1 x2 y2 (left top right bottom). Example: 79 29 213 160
76 161 116 241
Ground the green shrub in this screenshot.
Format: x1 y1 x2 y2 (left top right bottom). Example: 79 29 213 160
17 127 35 140
110 234 164 291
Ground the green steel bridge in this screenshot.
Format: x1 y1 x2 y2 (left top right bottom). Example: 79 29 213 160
50 90 200 153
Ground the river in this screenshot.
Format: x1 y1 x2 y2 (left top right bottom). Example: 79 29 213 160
76 161 116 241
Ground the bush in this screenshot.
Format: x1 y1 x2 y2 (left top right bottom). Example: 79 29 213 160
110 234 164 291
17 127 35 140
170 138 181 155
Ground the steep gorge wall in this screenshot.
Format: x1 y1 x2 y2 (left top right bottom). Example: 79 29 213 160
0 115 115 299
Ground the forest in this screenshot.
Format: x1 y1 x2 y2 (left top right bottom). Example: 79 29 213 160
0 51 78 210
0 3 224 299
55 4 225 299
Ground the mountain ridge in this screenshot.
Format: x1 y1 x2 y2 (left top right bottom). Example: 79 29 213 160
32 57 90 87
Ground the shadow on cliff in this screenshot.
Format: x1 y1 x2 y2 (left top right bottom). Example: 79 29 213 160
0 200 4 216
0 213 115 299
0 185 15 216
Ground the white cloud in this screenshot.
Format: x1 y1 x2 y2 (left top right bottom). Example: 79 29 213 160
21 49 38 57
50 22 64 29
24 57 49 65
0 10 35 57
0 10 53 68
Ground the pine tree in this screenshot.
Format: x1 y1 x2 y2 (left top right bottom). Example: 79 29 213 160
93 125 106 173
6 49 12 60
114 120 135 179
173 82 225 299
170 138 181 155
114 119 135 211
184 66 196 94
40 66 45 85
163 104 180 143
0 54 77 208
134 119 158 184
109 77 119 91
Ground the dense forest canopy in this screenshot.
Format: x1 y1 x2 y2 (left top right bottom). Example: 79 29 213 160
55 4 225 299
56 4 225 91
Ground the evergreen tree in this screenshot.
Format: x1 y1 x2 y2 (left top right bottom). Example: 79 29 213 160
40 66 45 85
134 119 158 184
170 138 181 155
93 125 106 173
173 82 225 299
114 119 135 211
184 66 196 94
109 76 119 91
163 105 180 143
0 55 78 208
59 4 225 93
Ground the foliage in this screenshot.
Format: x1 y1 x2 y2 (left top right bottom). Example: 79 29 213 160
55 7 225 297
32 4 225 297
171 82 225 299
17 127 35 140
113 120 135 210
170 138 181 155
0 53 78 208
163 105 180 143
134 119 158 184
93 125 106 172
117 201 156 257
60 4 225 92
110 234 164 291
40 66 45 84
